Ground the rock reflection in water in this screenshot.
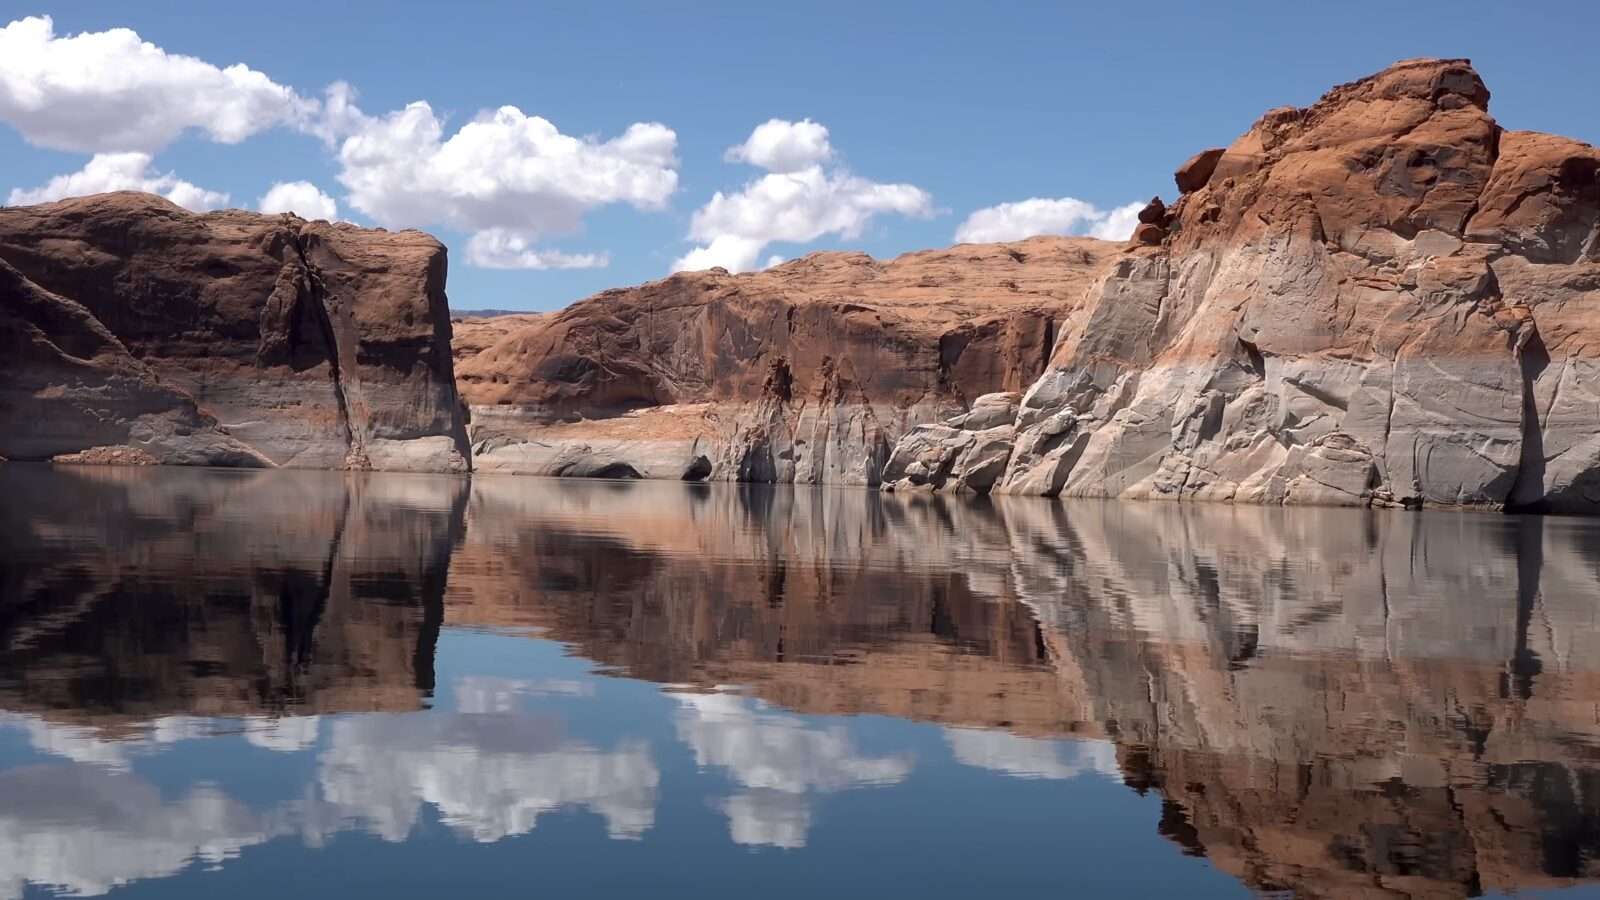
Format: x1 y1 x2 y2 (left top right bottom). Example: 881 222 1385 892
456 477 1600 898
2 467 1600 898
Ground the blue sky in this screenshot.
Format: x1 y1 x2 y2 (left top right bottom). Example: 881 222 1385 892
2 1 1597 311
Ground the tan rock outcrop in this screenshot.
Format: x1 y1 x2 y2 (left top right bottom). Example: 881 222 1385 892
0 193 471 471
452 238 1117 484
992 57 1600 511
879 392 1018 493
460 59 1599 511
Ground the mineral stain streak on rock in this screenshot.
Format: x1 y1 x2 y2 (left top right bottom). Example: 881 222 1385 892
0 192 471 472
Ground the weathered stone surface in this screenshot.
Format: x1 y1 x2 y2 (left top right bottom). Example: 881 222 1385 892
454 238 1116 484
881 392 1019 494
1174 147 1225 193
0 192 470 471
957 391 1020 431
1130 222 1167 245
997 58 1600 512
447 58 1600 512
1136 195 1167 224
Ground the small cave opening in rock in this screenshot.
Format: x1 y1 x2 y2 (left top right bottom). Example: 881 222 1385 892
681 455 713 482
589 462 642 480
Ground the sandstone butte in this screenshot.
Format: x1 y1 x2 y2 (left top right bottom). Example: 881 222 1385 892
4 57 1599 512
0 193 470 472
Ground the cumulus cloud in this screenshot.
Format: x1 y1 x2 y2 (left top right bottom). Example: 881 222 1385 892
724 118 833 173
954 197 1144 244
465 229 609 270
674 121 933 273
0 15 313 153
330 102 676 269
0 16 675 270
6 152 229 210
257 181 338 220
1088 201 1144 241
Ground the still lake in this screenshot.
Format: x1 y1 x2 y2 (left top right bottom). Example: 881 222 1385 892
2 464 1600 898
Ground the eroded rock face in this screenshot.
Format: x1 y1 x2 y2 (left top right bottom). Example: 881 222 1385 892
994 57 1600 512
0 193 471 472
879 392 1018 493
458 57 1599 511
453 239 1117 484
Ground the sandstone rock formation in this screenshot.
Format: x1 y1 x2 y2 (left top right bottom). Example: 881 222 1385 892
910 58 1600 511
452 238 1117 484
0 193 470 471
455 58 1600 511
879 391 1018 493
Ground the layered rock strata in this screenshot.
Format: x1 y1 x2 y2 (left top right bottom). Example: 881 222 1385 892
0 193 470 471
452 239 1117 484
904 58 1600 511
453 58 1600 511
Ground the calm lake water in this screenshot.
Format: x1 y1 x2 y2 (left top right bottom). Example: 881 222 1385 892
3 465 1600 898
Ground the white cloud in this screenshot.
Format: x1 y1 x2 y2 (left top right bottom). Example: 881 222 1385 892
465 229 609 270
6 152 229 210
674 235 768 274
954 197 1144 244
1089 201 1144 241
0 15 688 270
258 181 338 220
0 15 313 153
674 123 933 274
333 102 676 270
724 118 832 173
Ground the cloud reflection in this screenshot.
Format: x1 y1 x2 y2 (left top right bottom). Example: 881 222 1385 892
675 693 913 848
944 728 1119 781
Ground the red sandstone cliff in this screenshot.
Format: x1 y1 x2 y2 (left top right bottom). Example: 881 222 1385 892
455 59 1600 511
452 238 1115 482
0 193 470 472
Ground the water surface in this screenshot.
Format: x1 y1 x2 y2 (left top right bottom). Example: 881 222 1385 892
3 465 1600 898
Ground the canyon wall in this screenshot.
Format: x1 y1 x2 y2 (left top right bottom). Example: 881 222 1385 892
927 58 1600 511
452 239 1115 483
456 58 1600 511
0 193 470 471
